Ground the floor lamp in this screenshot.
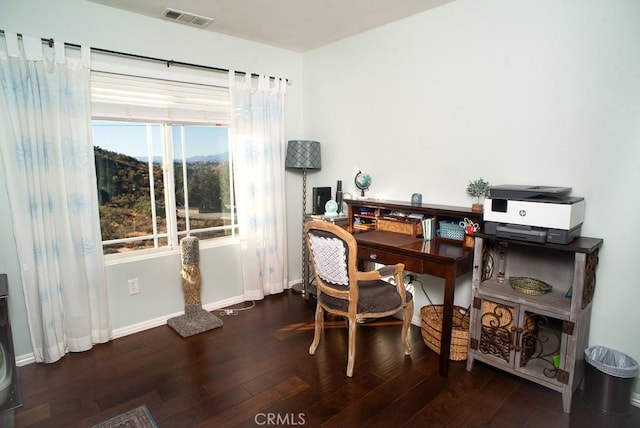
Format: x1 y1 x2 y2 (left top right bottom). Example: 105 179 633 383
285 140 321 295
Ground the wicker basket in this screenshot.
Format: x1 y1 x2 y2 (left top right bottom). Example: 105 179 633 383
438 221 464 241
421 305 470 361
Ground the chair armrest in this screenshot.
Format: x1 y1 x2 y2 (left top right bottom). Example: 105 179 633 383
357 263 404 280
377 264 401 277
356 263 410 304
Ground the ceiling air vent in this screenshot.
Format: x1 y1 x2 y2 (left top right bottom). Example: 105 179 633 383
161 8 213 28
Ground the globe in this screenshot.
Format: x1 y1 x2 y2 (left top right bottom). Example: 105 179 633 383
355 171 371 197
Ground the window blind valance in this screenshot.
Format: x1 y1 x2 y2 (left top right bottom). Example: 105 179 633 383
90 71 230 125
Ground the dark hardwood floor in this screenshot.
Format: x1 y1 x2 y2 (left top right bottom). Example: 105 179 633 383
12 291 640 427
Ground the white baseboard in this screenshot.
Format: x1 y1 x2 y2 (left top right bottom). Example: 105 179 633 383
411 313 421 327
632 392 640 408
15 294 245 367
111 294 244 339
15 353 35 367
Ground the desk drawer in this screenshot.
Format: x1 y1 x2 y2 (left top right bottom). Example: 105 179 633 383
358 246 424 273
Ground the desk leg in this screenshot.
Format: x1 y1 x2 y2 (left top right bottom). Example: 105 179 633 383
439 268 457 376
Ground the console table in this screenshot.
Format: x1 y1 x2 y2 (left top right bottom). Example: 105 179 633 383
466 234 603 413
345 199 482 376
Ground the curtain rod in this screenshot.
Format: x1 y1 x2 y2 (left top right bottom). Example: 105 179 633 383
0 30 289 83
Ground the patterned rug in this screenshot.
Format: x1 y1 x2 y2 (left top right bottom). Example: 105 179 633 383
91 404 158 428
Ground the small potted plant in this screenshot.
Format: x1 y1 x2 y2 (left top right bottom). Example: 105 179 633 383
466 178 490 212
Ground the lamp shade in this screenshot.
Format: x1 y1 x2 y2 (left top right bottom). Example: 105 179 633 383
285 140 321 170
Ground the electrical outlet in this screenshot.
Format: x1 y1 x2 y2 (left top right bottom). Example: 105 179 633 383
128 278 139 295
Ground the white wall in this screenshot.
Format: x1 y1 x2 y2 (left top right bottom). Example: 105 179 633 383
0 0 305 359
303 0 640 394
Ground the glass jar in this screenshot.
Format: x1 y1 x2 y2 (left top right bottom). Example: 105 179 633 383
496 241 508 284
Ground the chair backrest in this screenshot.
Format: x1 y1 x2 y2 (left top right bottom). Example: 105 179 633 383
305 221 358 299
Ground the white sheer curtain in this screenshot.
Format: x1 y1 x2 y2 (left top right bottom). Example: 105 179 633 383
229 72 289 300
0 32 111 363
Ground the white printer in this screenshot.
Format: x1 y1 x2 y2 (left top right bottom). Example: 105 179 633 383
483 185 585 244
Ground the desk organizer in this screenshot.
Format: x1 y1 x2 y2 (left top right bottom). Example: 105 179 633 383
439 221 465 240
377 217 422 237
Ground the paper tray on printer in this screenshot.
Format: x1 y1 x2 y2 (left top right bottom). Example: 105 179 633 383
487 222 582 244
495 224 547 243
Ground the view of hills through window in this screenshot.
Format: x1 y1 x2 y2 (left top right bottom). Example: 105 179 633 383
92 121 236 254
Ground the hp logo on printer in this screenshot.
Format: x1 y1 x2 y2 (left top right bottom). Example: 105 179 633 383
519 210 527 217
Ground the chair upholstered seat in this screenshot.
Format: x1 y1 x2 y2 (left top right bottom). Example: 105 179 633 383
305 220 414 377
320 280 413 314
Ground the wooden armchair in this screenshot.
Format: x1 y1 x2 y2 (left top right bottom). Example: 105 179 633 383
304 220 414 377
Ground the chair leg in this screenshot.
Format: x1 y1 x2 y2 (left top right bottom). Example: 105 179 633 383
309 303 324 355
346 317 357 377
402 300 414 355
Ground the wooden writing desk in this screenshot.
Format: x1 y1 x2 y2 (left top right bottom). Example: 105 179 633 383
345 199 482 376
351 229 473 376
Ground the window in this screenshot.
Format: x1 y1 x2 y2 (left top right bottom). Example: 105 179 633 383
91 71 236 255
